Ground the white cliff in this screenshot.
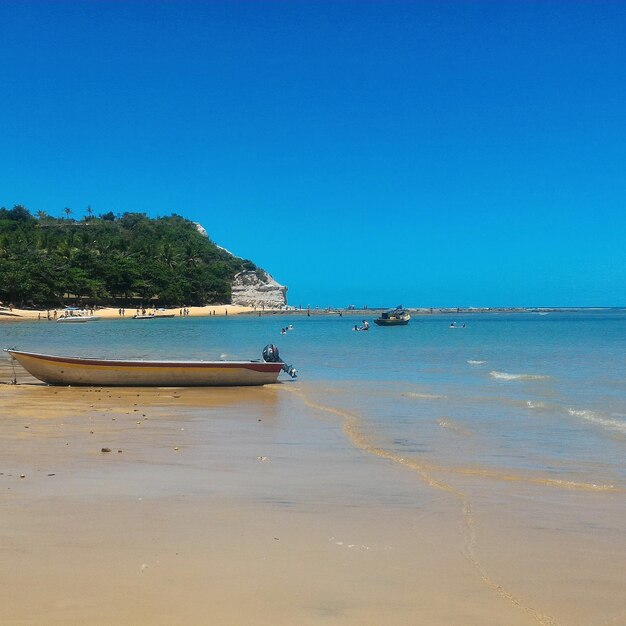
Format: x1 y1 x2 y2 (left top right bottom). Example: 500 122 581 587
231 270 288 309
194 222 288 308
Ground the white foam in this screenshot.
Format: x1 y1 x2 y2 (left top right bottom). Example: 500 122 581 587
567 408 626 434
467 360 486 365
526 401 546 409
403 392 445 400
490 371 550 381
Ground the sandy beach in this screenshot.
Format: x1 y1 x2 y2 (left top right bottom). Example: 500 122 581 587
1 345 625 625
0 304 255 321
0 369 532 626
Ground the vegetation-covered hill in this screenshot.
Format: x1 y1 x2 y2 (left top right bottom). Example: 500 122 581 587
0 205 259 307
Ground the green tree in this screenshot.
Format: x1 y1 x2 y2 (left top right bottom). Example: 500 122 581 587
0 206 262 307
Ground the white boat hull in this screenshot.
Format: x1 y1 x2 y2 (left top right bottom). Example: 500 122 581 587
6 350 283 387
56 316 101 323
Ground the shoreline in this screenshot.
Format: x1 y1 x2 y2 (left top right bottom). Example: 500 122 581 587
2 304 622 322
240 305 622 316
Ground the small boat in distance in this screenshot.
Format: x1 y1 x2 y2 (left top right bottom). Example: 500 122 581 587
374 306 411 326
5 344 297 387
132 313 176 319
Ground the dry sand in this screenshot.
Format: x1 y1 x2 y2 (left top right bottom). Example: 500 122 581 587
1 360 625 625
0 305 254 321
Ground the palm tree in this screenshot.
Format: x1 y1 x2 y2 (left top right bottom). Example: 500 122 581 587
36 210 47 220
63 207 72 220
184 242 203 269
86 205 93 220
160 242 181 270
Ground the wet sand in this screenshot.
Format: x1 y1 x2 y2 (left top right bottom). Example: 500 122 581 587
1 361 625 625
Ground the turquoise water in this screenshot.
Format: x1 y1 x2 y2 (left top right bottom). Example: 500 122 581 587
2 310 625 487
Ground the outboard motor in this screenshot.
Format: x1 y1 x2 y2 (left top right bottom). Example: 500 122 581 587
262 344 297 378
262 344 280 363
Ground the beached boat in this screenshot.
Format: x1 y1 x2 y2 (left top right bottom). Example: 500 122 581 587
374 306 411 326
56 307 101 322
57 315 101 322
5 345 297 387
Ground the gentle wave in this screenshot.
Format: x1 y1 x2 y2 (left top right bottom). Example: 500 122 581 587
467 359 486 365
567 408 626 434
490 371 550 381
403 392 445 400
526 400 547 409
285 386 623 496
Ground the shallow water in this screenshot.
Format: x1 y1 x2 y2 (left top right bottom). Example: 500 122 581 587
2 310 625 490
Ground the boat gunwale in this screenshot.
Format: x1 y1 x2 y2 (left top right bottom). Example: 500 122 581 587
5 350 283 372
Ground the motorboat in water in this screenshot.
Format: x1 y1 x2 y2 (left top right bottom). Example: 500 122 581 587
132 313 176 319
374 305 411 326
4 344 296 387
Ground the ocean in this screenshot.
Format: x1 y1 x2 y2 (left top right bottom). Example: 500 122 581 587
2 309 625 490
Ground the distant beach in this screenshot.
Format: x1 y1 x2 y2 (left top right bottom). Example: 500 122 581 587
0 304 254 321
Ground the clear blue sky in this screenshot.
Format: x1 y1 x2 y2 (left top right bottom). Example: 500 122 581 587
1 1 625 307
